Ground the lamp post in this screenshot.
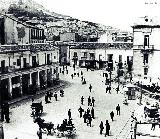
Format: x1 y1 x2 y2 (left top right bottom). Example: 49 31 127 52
139 81 143 105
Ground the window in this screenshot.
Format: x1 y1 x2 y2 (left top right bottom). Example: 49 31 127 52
144 35 149 48
17 59 21 66
143 54 148 64
74 52 77 57
54 56 56 59
144 67 148 75
119 55 122 63
107 54 113 62
84 52 87 58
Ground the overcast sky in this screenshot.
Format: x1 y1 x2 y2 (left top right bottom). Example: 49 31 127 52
34 0 160 31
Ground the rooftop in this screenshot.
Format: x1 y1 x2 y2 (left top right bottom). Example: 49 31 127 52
70 42 133 49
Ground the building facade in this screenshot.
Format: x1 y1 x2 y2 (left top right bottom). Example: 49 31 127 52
70 42 133 71
0 43 59 101
132 17 160 83
0 14 45 45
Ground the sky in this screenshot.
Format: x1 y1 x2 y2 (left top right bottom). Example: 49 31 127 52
34 0 160 31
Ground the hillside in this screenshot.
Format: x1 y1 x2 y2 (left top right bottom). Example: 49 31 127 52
0 0 116 41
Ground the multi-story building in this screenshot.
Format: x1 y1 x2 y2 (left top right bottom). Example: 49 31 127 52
70 42 133 71
0 14 45 45
0 43 59 101
132 16 160 83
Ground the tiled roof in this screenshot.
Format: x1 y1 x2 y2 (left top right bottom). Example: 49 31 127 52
70 42 133 49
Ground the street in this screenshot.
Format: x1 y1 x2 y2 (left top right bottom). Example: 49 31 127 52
3 66 142 139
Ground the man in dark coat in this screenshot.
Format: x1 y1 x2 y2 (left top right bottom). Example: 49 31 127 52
87 114 92 127
54 92 58 101
110 111 114 121
105 120 110 136
37 128 42 139
4 102 10 123
92 97 95 107
89 84 92 92
88 96 91 106
71 74 73 79
91 107 95 119
68 109 71 119
81 96 84 105
78 106 84 118
116 104 120 115
83 111 87 123
45 94 49 104
81 71 83 75
99 121 104 135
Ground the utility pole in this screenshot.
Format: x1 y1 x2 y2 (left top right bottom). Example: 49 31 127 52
139 82 143 105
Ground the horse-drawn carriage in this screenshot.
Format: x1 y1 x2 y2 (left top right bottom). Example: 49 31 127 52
31 101 43 117
34 117 76 137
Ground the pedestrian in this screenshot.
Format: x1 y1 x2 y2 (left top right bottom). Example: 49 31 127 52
81 71 83 76
66 69 68 74
68 109 71 119
108 85 111 94
1 103 5 121
83 111 87 123
54 92 58 101
78 106 84 118
87 108 90 116
91 107 95 119
4 102 10 123
66 65 67 70
82 78 86 84
87 114 92 127
105 120 110 136
99 121 104 135
116 86 119 94
63 65 65 71
89 84 92 92
71 74 73 79
60 89 64 97
116 104 120 115
37 128 42 139
110 111 114 121
92 97 95 107
77 72 79 77
45 94 49 104
47 91 51 101
106 86 108 93
88 96 91 106
62 70 64 75
81 76 83 81
73 64 75 71
81 96 84 105
60 68 62 73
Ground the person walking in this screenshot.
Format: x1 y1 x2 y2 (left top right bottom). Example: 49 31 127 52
81 96 84 105
89 84 92 92
83 111 87 123
105 120 110 137
77 72 79 77
87 108 90 116
78 106 84 118
87 114 92 127
92 97 95 107
81 76 83 81
81 71 83 76
68 109 72 119
88 96 91 106
116 86 119 94
106 86 109 93
4 102 10 123
99 121 104 135
71 74 73 79
91 107 95 119
110 111 114 121
54 92 58 101
116 104 120 115
45 94 49 104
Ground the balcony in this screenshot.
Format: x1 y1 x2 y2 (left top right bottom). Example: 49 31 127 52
134 45 154 50
81 57 87 60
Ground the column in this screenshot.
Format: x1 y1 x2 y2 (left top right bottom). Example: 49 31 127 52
8 77 12 98
37 71 40 90
19 75 23 95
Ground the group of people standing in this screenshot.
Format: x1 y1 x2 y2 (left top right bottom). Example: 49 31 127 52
99 104 121 136
45 89 64 104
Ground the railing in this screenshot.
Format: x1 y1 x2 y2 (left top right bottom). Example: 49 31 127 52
0 43 57 53
134 45 154 50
